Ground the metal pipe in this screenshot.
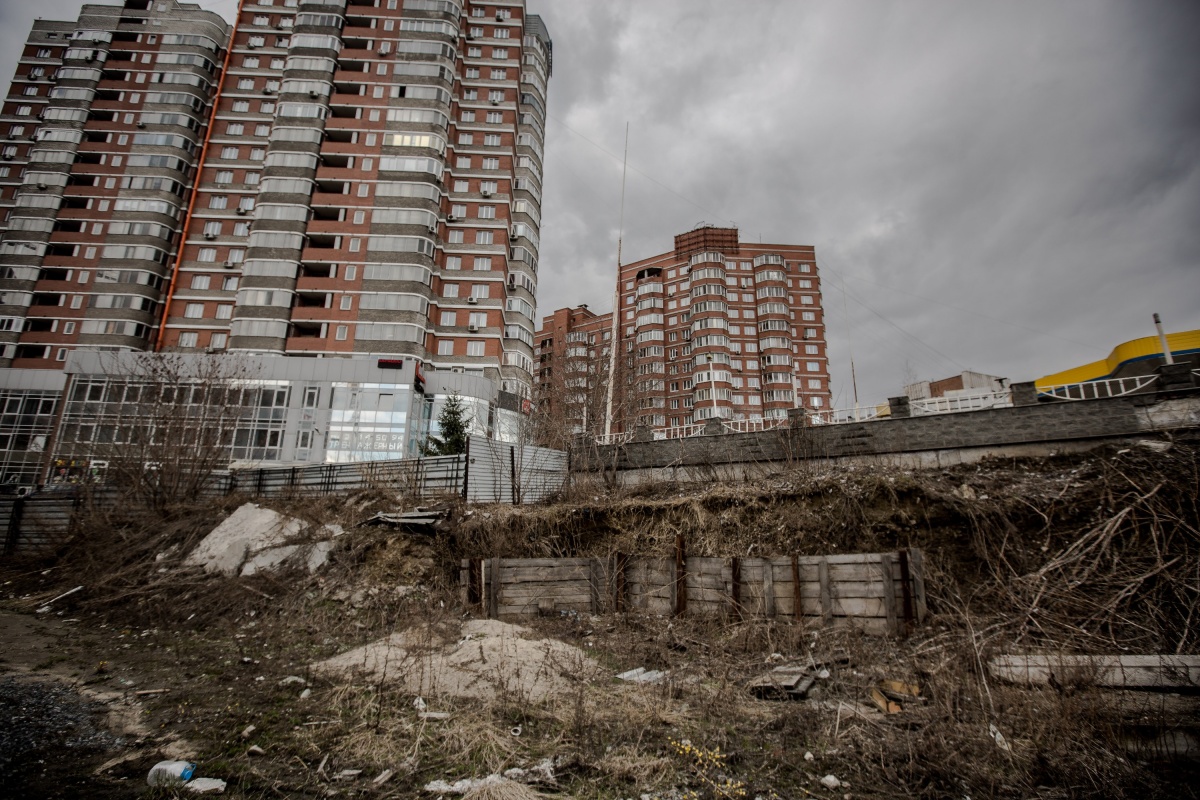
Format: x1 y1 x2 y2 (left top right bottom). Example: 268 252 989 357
1153 313 1174 365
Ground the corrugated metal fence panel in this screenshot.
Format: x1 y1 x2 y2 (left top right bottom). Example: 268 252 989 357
464 437 569 505
2 492 77 558
0 497 18 557
219 454 468 500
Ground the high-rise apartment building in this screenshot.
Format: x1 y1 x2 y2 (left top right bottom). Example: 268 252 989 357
536 227 833 438
0 0 550 397
0 1 230 367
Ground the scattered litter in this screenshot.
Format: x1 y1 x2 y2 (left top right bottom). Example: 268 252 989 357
336 769 362 781
804 751 814 762
134 688 171 696
364 508 446 534
1136 439 1172 453
424 772 549 796
247 745 265 757
413 696 427 711
820 774 841 789
510 725 522 737
617 667 668 684
240 725 256 739
185 777 227 794
503 759 555 784
279 675 306 686
373 769 394 786
299 688 312 700
419 711 451 721
989 723 1011 752
35 585 83 614
817 669 831 680
147 760 196 787
748 665 814 700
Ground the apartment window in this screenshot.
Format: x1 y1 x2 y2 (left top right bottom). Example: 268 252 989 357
468 45 482 56
494 28 510 39
466 341 485 357
476 231 493 245
453 180 469 192
237 78 254 90
197 248 217 262
456 156 472 169
443 284 459 298
482 158 499 170
807 379 822 389
439 311 456 326
340 295 352 310
215 170 234 184
801 311 816 321
191 275 211 290
215 304 233 320
471 284 488 299
243 57 259 68
806 361 820 372
222 276 239 291
448 231 464 244
463 89 477 100
210 332 227 349
438 340 453 356
232 101 250 113
492 48 508 59
451 204 468 218
465 68 480 79
480 180 498 193
16 106 32 116
36 49 51 58
486 111 503 124
233 222 250 236
204 221 221 237
184 303 204 319
473 256 491 270
245 172 260 185
179 332 199 348
468 312 486 328
209 195 228 209
490 69 507 80
478 205 495 219
260 102 275 113
460 111 475 123
483 134 501 146
805 344 819 355
335 325 348 341
445 255 462 270
255 124 271 137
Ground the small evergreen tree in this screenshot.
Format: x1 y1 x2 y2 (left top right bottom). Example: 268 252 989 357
424 392 470 455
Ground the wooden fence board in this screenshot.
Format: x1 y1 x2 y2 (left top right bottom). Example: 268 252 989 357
466 550 923 634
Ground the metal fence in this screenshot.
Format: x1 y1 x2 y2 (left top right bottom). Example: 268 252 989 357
2 438 569 558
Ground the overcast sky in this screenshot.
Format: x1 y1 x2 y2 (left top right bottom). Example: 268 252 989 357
4 1 1197 406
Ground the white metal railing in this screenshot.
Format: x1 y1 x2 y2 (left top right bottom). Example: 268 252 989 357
1038 375 1157 401
910 391 1013 415
805 405 882 426
652 422 706 441
721 417 789 434
594 431 634 446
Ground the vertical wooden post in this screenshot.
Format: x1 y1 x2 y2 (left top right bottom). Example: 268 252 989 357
897 548 916 635
612 552 629 612
730 557 742 620
588 558 601 614
487 556 501 619
818 558 833 624
908 547 928 623
762 559 775 618
791 555 802 621
673 534 687 617
879 553 898 635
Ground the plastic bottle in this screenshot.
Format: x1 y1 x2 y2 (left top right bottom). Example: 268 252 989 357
146 760 196 786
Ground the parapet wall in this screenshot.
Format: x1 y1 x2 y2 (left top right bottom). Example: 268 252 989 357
575 392 1200 478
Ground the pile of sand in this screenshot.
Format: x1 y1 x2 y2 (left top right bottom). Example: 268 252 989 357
311 619 597 702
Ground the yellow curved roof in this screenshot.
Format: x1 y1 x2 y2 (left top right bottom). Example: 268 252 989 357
1036 330 1200 388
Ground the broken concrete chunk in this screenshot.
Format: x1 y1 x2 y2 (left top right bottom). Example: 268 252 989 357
240 545 299 577
306 540 336 573
617 667 668 684
185 777 227 794
186 504 302 575
820 774 841 789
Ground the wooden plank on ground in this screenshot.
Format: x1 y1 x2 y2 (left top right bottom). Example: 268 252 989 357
988 655 1200 690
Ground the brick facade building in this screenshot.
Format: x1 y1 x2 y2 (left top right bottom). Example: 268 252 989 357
0 0 550 397
536 226 833 438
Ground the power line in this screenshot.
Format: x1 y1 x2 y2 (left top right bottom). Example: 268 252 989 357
547 114 736 228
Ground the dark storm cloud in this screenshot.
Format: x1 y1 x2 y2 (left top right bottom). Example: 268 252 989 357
533 0 1200 405
2 2 1195 406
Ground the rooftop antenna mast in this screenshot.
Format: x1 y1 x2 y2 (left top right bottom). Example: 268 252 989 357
603 123 629 439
